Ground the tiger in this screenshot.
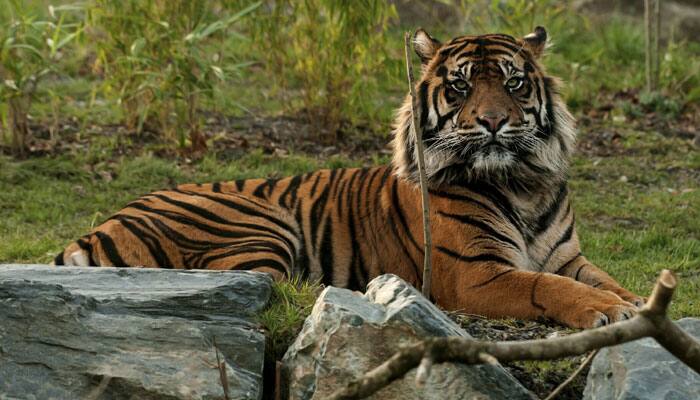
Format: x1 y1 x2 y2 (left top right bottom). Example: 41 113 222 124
55 26 644 329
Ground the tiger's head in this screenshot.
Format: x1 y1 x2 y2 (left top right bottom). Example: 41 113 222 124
392 27 575 190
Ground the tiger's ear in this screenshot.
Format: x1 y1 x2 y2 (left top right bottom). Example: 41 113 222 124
522 26 547 58
414 29 441 65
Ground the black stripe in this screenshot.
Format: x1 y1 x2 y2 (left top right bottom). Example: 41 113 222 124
253 179 277 199
391 180 422 253
309 170 337 248
541 220 575 268
554 252 581 275
295 203 311 281
234 258 288 275
200 241 292 270
530 273 547 312
94 231 127 267
234 179 245 192
212 182 221 193
115 216 174 268
470 269 515 288
310 172 322 197
53 252 65 266
437 246 514 267
533 184 568 237
439 211 521 250
460 181 525 237
278 175 302 209
168 191 297 238
319 215 334 286
76 237 97 266
418 81 430 129
127 201 296 252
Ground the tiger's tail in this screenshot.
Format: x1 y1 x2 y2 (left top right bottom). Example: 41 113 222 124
52 236 96 266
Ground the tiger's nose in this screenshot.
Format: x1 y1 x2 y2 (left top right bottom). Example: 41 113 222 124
476 112 508 134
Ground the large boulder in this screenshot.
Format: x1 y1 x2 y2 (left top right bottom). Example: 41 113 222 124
0 265 273 400
583 318 700 400
282 274 534 400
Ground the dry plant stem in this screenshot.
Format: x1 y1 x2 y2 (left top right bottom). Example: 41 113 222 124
542 350 598 400
653 0 660 89
404 31 433 298
328 270 700 400
213 338 230 400
645 0 652 92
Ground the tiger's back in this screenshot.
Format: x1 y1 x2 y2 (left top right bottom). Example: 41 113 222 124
57 166 422 290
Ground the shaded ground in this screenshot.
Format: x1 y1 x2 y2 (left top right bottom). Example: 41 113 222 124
450 313 588 399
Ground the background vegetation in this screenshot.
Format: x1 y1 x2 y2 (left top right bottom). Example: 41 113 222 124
0 0 698 327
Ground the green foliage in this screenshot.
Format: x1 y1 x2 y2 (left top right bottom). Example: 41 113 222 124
239 0 398 139
453 0 572 37
88 0 259 149
258 277 322 360
0 0 82 156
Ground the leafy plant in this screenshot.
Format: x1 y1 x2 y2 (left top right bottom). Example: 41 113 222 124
239 0 397 141
0 1 83 157
89 0 260 151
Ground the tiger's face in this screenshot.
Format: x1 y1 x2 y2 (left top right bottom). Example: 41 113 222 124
393 27 575 189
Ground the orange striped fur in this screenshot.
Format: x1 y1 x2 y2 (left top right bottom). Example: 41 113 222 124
57 27 643 328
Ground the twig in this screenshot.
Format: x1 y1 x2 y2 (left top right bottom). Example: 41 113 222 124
328 270 700 400
213 337 230 400
85 375 112 400
653 0 660 90
403 31 433 298
542 350 598 400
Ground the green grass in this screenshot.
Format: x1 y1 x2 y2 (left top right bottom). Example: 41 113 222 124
570 130 699 319
259 278 323 360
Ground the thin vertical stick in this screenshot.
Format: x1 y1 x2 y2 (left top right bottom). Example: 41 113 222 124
404 31 433 298
644 0 652 92
653 0 661 90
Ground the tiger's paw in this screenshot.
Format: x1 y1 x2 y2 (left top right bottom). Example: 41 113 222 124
558 289 638 329
612 290 646 308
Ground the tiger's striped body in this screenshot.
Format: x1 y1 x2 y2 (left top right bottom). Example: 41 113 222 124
57 27 643 328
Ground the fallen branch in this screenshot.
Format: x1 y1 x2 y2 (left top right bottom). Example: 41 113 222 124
403 31 433 298
328 270 700 400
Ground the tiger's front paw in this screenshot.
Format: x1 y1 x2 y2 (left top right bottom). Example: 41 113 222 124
559 289 638 329
612 289 645 308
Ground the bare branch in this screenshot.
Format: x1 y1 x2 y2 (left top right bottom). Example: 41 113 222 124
403 31 433 298
328 270 700 400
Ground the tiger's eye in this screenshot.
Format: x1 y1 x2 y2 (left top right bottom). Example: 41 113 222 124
505 77 523 90
451 79 469 91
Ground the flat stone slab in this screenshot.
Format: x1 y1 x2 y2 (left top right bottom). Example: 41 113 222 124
583 317 700 400
0 265 273 400
283 274 534 400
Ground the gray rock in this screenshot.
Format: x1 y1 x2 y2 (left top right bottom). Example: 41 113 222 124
0 265 273 400
583 318 700 400
283 273 534 400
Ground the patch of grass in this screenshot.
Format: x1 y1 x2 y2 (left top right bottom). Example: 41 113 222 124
258 277 323 360
571 129 699 319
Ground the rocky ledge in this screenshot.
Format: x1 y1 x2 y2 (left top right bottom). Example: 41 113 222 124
1 265 698 400
0 265 272 400
282 274 534 399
